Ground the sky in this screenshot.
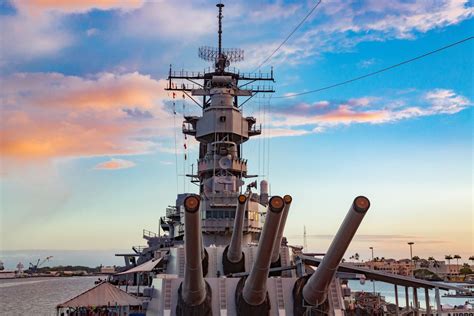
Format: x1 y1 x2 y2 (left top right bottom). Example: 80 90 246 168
0 0 473 267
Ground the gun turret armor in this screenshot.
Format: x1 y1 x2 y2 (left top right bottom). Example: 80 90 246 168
223 194 248 274
293 196 371 314
177 195 212 315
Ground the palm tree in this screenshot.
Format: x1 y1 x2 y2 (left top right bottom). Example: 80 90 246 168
445 255 453 265
349 253 360 262
412 255 420 268
428 256 434 265
428 256 435 269
453 255 461 266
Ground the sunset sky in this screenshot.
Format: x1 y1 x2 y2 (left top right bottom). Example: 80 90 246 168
0 0 472 266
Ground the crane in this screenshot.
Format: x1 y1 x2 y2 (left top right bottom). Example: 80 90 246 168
28 256 53 274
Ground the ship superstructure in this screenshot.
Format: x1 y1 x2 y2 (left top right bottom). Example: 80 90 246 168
115 4 373 315
163 3 274 247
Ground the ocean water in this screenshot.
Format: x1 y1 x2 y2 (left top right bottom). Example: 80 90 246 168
0 276 99 316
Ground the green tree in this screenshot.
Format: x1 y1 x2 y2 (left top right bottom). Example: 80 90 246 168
460 263 473 276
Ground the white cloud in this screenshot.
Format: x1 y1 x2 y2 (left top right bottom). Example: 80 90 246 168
357 58 377 68
1 0 144 65
86 28 99 37
121 1 215 40
243 0 473 68
261 128 310 138
0 13 72 64
245 2 301 23
424 89 470 114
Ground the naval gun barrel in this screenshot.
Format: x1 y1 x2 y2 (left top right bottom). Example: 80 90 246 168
241 196 285 308
271 195 292 263
227 194 247 263
302 196 370 306
177 195 211 315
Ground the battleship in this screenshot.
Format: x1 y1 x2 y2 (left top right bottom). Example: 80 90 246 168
112 4 466 316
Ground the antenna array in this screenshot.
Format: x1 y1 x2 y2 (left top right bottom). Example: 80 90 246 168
198 46 244 63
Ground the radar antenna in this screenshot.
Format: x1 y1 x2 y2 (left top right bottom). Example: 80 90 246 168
217 3 223 56
198 3 244 73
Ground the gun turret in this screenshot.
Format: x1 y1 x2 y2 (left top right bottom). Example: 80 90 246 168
236 196 285 314
223 194 247 274
176 195 212 315
294 196 370 313
271 194 292 263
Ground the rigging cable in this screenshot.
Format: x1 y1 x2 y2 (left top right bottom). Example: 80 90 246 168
252 0 322 72
182 94 188 192
262 95 266 179
172 100 179 195
274 36 474 98
257 96 263 183
266 94 273 184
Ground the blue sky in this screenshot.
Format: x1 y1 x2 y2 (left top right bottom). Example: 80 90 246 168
0 0 473 266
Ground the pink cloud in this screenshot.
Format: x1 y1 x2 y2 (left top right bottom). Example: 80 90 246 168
268 89 471 131
94 158 136 170
12 0 144 14
0 72 174 160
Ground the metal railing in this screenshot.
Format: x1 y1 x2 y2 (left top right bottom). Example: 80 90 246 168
142 229 157 239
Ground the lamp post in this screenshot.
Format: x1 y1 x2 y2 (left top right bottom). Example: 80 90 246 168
369 246 375 294
408 242 414 276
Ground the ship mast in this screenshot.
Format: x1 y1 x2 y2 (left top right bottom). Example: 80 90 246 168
165 3 275 245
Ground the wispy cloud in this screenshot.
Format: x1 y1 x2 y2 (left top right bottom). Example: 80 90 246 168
0 12 72 65
86 28 99 37
242 2 302 23
159 161 174 166
94 158 136 170
288 233 448 244
243 0 473 68
267 89 471 133
260 128 311 138
357 58 377 69
1 0 144 66
120 1 215 40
